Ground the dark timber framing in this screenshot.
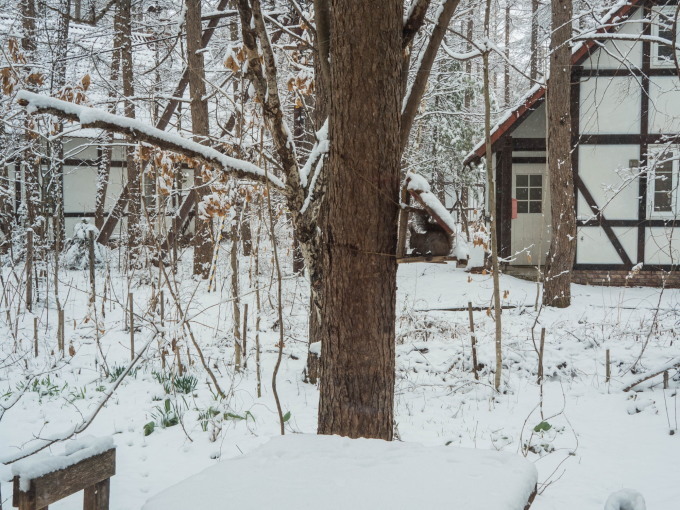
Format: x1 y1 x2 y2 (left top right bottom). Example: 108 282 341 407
465 0 680 275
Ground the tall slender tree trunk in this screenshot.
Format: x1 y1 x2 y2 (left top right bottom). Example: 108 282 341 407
530 0 539 81
504 1 511 106
543 0 575 307
21 0 41 236
95 16 123 231
120 0 141 251
50 0 71 251
317 0 401 440
483 0 503 391
186 0 213 278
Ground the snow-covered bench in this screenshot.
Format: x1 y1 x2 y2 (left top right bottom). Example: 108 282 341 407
11 437 115 510
144 435 537 510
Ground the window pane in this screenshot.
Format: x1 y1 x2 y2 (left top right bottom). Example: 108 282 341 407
517 201 528 213
529 174 543 187
529 187 542 200
516 175 528 187
655 191 673 212
516 187 528 200
658 26 674 59
529 201 542 213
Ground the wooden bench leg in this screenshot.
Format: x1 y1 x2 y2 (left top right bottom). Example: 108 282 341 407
83 479 110 510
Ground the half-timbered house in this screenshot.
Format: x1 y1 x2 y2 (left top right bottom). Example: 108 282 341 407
465 0 680 286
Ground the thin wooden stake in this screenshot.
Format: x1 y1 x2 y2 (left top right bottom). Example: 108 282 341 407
663 370 669 389
33 317 38 357
242 303 248 368
88 230 96 306
605 349 611 383
129 292 134 361
537 327 546 384
467 302 479 380
26 229 33 312
57 309 65 353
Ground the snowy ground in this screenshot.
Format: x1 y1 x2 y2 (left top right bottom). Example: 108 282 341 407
1 248 679 509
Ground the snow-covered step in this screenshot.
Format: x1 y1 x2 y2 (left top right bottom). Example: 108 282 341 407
143 434 537 510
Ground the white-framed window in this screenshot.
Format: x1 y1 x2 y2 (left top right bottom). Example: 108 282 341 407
515 174 543 214
652 7 677 67
647 146 680 218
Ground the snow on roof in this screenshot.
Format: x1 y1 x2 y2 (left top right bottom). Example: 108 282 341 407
464 0 642 165
143 435 537 510
406 172 457 234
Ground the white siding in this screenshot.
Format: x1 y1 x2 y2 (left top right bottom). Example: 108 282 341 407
577 145 640 220
648 76 680 133
581 9 644 70
512 103 545 138
645 227 680 265
580 76 641 134
576 226 637 264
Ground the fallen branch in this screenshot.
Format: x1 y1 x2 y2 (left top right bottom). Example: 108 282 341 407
622 356 680 392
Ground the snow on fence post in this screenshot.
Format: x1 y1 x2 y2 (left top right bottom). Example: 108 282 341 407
12 438 115 510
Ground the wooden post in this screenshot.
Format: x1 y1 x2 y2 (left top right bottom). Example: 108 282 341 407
128 292 134 361
663 370 669 389
84 478 110 510
26 229 33 312
33 317 38 357
605 349 611 383
467 302 479 380
242 303 248 367
88 230 96 306
58 309 65 353
537 328 546 384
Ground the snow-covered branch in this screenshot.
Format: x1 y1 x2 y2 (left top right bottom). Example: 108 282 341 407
16 91 285 189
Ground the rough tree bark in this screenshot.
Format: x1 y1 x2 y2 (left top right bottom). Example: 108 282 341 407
317 0 402 440
543 0 575 308
186 0 213 278
530 0 539 81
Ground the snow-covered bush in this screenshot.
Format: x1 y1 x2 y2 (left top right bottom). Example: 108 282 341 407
62 220 104 270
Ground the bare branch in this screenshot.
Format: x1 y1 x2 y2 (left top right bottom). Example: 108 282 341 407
17 91 285 189
400 0 460 155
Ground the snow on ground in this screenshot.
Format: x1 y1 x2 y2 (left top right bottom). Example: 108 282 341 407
1 248 679 509
143 434 537 510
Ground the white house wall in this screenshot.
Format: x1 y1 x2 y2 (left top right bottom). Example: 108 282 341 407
576 226 637 264
649 76 680 133
512 102 545 138
645 227 680 265
581 8 643 70
580 76 641 134
577 145 640 221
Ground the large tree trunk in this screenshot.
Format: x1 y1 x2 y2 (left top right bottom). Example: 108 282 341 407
543 0 575 308
186 0 213 278
317 0 401 440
